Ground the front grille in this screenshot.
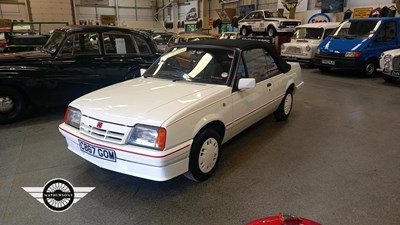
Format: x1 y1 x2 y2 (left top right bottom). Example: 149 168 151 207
281 21 299 27
80 122 125 144
393 56 400 71
318 51 345 58
286 46 302 54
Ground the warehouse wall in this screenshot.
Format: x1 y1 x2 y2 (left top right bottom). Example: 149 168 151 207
75 0 159 29
29 0 73 23
1 0 397 31
0 0 28 21
347 0 393 7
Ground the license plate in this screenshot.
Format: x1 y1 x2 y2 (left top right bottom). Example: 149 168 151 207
392 71 400 77
321 59 335 65
78 140 117 162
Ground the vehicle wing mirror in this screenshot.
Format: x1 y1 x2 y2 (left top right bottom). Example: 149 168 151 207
238 78 256 90
140 68 147 76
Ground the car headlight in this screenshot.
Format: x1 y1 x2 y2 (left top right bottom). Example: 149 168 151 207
281 44 285 50
316 48 320 54
384 62 390 69
384 54 392 62
64 107 81 129
345 52 361 58
128 124 166 150
306 45 311 52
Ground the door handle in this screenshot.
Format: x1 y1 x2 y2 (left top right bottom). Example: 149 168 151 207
267 83 272 87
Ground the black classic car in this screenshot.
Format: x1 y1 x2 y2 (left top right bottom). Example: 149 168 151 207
0 25 160 124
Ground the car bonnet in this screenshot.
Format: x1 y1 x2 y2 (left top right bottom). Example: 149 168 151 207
319 36 369 53
70 77 226 126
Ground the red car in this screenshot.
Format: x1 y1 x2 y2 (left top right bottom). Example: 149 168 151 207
247 213 321 225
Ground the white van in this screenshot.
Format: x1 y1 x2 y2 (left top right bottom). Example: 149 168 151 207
281 22 340 64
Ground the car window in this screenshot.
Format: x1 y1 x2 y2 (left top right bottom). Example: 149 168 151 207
43 31 65 53
59 33 100 56
375 21 396 42
59 35 73 55
144 47 233 85
75 33 100 55
134 37 151 54
245 12 256 19
242 48 279 83
168 36 177 47
323 28 335 39
77 33 99 55
103 33 137 54
255 12 263 19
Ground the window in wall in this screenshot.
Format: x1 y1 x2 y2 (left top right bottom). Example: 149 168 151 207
103 33 137 54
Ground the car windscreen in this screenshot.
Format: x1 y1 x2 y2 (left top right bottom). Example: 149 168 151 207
292 28 324 39
153 34 172 45
143 47 234 85
187 37 216 42
264 11 282 18
332 20 379 38
42 31 65 53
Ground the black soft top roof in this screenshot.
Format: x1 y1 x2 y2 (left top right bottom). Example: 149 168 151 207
176 39 291 73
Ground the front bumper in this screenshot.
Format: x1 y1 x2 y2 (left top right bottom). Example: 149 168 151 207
59 123 192 181
380 68 400 77
281 55 312 63
277 27 295 33
313 56 363 70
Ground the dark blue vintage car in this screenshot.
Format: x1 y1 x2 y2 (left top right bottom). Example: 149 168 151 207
0 25 160 124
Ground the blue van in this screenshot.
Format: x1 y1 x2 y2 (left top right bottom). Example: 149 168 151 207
314 17 400 76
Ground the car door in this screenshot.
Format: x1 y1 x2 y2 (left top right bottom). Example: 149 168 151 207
243 12 257 28
100 32 157 85
231 48 282 135
50 32 103 105
253 11 265 32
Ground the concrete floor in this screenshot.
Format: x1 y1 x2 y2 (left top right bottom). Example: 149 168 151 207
1 68 400 225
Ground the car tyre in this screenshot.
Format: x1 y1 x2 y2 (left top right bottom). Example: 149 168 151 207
240 26 251 36
185 129 221 182
361 59 377 77
383 75 398 83
0 87 28 124
267 26 277 37
274 90 293 121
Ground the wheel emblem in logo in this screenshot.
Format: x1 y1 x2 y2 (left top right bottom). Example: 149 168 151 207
42 179 75 212
22 178 95 212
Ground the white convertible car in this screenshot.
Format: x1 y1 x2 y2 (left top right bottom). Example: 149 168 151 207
59 39 304 182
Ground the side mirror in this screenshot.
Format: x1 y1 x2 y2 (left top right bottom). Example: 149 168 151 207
238 78 256 90
140 68 147 76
